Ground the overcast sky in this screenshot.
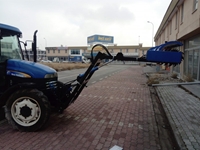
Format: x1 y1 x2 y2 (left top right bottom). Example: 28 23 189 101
1 0 171 50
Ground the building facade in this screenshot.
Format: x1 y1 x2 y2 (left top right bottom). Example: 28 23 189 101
46 46 86 62
45 46 68 61
45 34 151 62
155 0 200 81
22 48 46 61
46 44 150 62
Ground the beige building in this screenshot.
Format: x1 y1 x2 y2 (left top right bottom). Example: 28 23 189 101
22 48 46 61
155 0 200 80
46 46 86 62
46 44 150 62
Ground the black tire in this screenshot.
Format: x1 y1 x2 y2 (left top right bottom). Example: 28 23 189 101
5 89 51 132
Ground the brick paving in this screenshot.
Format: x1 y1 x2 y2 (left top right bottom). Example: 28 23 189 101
156 86 200 150
0 66 163 150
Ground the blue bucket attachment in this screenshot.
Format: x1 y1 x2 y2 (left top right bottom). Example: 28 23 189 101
146 41 183 64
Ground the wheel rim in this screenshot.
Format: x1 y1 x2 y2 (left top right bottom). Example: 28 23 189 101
11 97 41 127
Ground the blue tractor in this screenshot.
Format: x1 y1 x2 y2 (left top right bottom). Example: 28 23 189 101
0 23 183 132
0 24 58 131
0 23 115 132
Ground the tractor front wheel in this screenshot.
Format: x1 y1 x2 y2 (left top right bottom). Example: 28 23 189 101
5 89 51 132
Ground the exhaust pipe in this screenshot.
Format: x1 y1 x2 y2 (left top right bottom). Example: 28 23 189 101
32 30 38 62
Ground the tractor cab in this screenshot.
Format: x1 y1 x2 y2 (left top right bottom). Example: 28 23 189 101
0 24 23 62
0 23 24 92
0 23 57 96
0 24 23 92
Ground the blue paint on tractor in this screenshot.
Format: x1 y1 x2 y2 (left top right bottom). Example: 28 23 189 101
7 59 56 78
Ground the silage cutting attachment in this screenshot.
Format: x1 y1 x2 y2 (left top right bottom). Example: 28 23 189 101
140 41 184 66
114 41 184 66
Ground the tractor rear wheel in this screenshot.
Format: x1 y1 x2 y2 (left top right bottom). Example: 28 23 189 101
5 89 51 132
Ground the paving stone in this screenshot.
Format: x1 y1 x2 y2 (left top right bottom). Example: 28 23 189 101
156 85 200 150
1 65 197 150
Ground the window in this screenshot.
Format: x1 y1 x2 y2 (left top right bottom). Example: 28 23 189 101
163 29 165 41
135 49 138 53
58 50 60 53
181 3 184 23
193 0 198 11
53 50 55 53
193 50 199 79
170 21 172 35
126 49 129 53
71 49 80 55
175 12 178 29
48 50 50 53
65 50 67 53
1 42 12 49
166 26 168 38
0 35 22 60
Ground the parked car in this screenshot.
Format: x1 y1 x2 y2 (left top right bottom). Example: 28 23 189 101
40 60 52 63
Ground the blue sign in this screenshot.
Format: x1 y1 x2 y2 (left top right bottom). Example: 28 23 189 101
69 56 82 62
87 35 114 44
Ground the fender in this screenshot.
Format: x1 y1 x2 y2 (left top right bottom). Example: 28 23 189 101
0 82 37 107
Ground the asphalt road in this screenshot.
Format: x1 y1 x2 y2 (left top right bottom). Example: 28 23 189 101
58 64 135 86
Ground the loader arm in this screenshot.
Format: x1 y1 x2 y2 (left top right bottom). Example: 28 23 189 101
68 52 111 104
57 48 113 112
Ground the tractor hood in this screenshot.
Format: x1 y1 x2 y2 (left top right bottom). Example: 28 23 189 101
6 59 57 78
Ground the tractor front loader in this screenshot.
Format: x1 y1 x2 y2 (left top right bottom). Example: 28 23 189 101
0 23 183 132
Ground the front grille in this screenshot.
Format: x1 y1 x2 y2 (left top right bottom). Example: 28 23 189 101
46 81 57 90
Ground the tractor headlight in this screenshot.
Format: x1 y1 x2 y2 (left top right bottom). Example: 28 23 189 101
44 72 58 78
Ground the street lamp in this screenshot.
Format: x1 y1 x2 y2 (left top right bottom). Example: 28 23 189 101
138 36 140 44
147 21 154 47
44 38 47 49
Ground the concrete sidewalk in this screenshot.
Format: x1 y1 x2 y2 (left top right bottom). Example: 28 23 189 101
144 66 200 150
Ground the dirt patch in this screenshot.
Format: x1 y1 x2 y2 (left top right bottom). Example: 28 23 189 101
40 62 90 71
146 72 183 85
